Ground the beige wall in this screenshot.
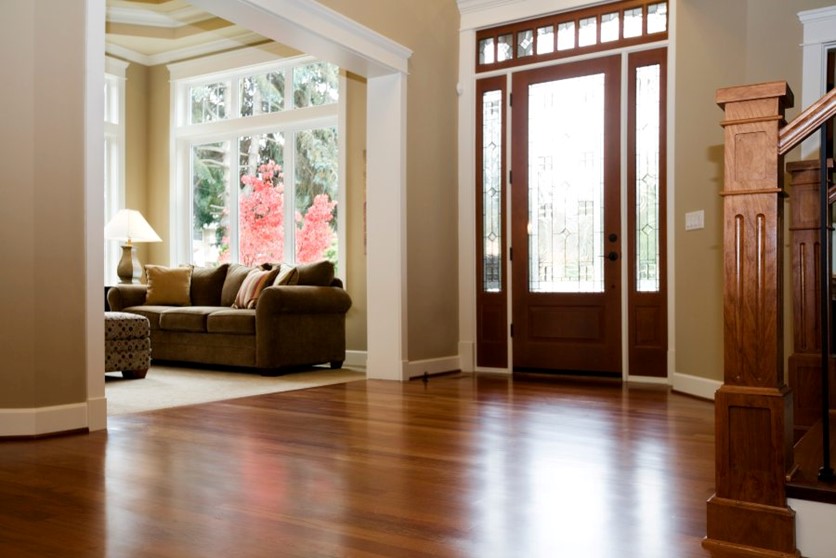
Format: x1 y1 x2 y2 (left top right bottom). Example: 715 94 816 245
317 0 462 360
345 73 368 351
0 0 88 408
673 0 834 383
124 63 152 272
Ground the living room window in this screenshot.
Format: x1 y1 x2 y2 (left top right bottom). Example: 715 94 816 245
171 54 344 272
104 57 128 284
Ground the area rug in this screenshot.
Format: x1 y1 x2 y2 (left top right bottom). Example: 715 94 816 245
106 364 365 415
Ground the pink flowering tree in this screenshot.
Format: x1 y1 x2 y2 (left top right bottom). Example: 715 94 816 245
223 160 285 266
295 194 337 263
223 160 337 266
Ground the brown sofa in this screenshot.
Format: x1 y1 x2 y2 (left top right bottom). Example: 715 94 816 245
106 261 352 375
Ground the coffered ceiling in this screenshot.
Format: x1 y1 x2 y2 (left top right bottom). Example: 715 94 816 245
105 0 276 65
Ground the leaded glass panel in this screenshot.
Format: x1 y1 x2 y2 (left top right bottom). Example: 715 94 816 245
479 38 495 65
635 64 661 292
497 34 514 62
601 12 620 42
517 30 534 58
482 89 503 292
527 74 605 293
578 17 597 47
536 26 555 55
648 2 667 33
623 7 643 38
557 22 575 51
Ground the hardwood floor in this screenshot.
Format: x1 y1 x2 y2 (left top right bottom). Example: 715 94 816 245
0 373 715 557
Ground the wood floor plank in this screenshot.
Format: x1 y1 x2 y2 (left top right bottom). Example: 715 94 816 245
0 373 715 557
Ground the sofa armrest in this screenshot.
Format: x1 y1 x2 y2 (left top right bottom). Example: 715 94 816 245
256 285 352 315
107 285 148 311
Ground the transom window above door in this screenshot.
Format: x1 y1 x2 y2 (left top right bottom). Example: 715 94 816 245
475 0 667 72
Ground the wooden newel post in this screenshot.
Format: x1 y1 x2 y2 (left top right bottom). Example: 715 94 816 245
703 82 800 558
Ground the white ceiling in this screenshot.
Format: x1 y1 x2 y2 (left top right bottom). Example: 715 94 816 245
105 0 273 65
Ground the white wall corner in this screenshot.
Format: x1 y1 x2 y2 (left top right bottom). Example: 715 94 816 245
459 341 476 372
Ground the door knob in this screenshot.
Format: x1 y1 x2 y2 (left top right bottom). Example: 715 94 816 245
607 251 619 261
608 233 618 242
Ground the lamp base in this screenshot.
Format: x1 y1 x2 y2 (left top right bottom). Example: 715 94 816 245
116 243 142 284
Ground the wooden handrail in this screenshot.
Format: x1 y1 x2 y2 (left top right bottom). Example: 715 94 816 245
779 88 836 155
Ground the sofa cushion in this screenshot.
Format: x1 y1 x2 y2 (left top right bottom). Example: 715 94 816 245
206 309 256 335
158 307 218 333
145 265 192 306
233 268 280 309
190 264 228 306
221 264 256 306
295 260 335 286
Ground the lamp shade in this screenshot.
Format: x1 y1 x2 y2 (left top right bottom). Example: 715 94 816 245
105 209 162 244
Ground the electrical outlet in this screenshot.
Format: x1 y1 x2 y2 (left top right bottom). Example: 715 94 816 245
685 210 705 231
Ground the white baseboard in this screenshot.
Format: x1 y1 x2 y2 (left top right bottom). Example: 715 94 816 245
344 350 367 369
0 402 89 437
626 374 669 385
671 371 722 401
403 355 461 380
789 498 836 558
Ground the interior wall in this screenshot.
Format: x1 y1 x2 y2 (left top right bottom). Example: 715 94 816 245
146 64 171 267
124 62 152 272
315 0 462 361
0 0 88 408
345 72 369 351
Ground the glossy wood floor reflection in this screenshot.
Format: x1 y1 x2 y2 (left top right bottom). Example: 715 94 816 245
0 373 715 558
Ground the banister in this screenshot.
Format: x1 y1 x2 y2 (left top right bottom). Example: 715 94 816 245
779 88 836 155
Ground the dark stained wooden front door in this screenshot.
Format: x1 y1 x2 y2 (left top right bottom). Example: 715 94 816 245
510 55 622 374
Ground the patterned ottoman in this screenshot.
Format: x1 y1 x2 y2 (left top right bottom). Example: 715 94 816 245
105 311 151 379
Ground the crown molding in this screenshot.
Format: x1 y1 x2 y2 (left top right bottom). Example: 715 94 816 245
106 31 266 66
106 5 213 28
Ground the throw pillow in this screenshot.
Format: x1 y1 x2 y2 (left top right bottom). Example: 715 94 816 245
189 264 229 306
145 265 192 306
232 268 280 309
220 263 255 306
273 264 299 286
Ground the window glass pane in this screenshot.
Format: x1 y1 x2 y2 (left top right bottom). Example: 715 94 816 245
578 17 597 47
623 7 643 38
190 82 227 124
536 26 555 55
635 64 661 292
295 127 339 266
293 62 339 109
557 21 575 51
240 72 284 117
237 133 285 266
497 34 513 62
192 141 231 267
647 2 667 34
482 89 503 293
517 30 534 58
479 37 495 65
601 12 619 42
528 74 605 293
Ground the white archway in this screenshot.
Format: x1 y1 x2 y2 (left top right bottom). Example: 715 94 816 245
86 0 412 429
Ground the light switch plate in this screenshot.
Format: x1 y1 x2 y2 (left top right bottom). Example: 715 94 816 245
685 210 705 231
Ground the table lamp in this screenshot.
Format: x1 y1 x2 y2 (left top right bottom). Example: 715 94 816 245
105 209 162 284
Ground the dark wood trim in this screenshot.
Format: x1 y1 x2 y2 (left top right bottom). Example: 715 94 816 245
475 0 668 73
626 47 668 377
475 76 508 368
